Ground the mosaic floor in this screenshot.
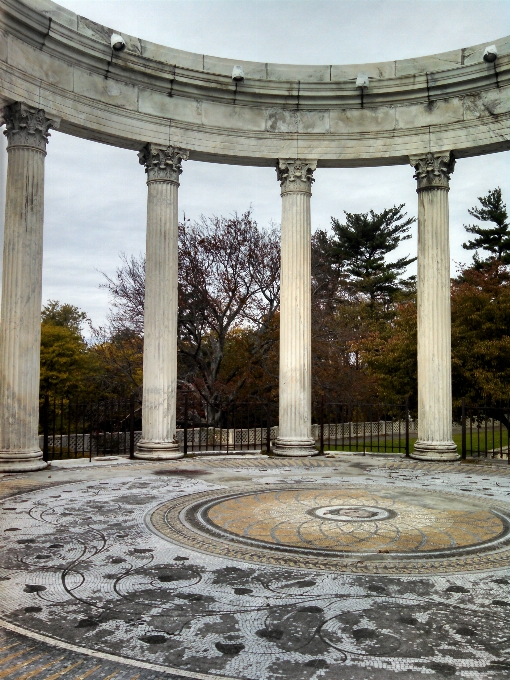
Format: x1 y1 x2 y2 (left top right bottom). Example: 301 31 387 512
1 454 510 679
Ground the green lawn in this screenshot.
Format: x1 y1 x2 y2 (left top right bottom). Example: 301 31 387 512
322 431 509 456
461 429 509 457
323 438 413 454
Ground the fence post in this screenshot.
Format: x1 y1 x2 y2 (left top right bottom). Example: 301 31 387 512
129 394 135 459
320 395 325 455
461 397 466 460
266 401 271 454
405 396 410 457
42 393 49 463
507 403 510 465
89 405 93 463
183 392 189 456
505 402 510 465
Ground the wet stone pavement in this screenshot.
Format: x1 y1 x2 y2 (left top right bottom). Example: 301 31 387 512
1 453 510 679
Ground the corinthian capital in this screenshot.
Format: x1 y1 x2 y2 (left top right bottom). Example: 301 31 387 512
277 159 317 194
410 151 455 191
2 102 59 152
138 144 189 183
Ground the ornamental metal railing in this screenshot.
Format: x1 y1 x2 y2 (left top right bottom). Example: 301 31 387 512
460 400 510 463
39 394 139 461
176 392 278 455
39 394 508 463
315 399 411 456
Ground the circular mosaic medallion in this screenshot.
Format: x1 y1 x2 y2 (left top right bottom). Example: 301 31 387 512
310 505 395 522
149 484 510 574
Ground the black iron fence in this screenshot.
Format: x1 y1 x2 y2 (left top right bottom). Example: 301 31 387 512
40 394 139 461
316 399 411 456
40 392 413 460
38 393 508 463
39 392 277 460
177 392 278 455
461 400 510 462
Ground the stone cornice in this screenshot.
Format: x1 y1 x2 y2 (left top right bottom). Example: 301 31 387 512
410 151 455 191
138 144 189 183
1 0 509 108
2 102 59 152
277 159 317 194
0 0 509 165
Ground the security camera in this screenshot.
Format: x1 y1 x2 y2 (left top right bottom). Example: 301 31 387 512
232 65 245 82
110 34 126 52
356 73 369 88
483 45 498 63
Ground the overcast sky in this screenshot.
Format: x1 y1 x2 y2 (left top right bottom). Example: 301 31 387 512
1 0 509 328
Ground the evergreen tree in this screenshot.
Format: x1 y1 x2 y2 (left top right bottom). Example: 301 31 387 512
330 205 416 306
462 187 510 266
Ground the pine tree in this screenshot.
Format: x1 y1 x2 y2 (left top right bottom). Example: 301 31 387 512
462 187 510 266
330 205 416 306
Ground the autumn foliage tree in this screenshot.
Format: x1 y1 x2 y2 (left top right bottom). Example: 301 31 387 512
355 301 418 406
41 188 510 417
357 262 510 407
92 254 145 396
451 262 510 405
40 301 100 399
310 230 377 405
91 328 144 397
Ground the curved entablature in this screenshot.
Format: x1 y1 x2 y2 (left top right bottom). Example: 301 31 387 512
1 0 510 165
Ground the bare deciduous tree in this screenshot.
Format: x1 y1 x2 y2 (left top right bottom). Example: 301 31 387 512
179 212 280 417
100 254 145 336
100 211 280 420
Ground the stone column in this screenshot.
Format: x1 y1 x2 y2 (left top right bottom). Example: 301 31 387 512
0 125 6 236
0 103 58 472
409 151 459 461
135 144 188 460
273 159 317 457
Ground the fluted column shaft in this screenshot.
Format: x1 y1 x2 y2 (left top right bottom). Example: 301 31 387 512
410 151 458 461
0 103 58 472
273 159 317 457
135 145 188 460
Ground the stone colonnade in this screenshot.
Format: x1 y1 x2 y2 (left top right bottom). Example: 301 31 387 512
0 100 460 471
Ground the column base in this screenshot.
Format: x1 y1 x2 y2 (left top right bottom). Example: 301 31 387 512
0 449 48 472
134 440 183 461
272 437 317 457
410 440 459 462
